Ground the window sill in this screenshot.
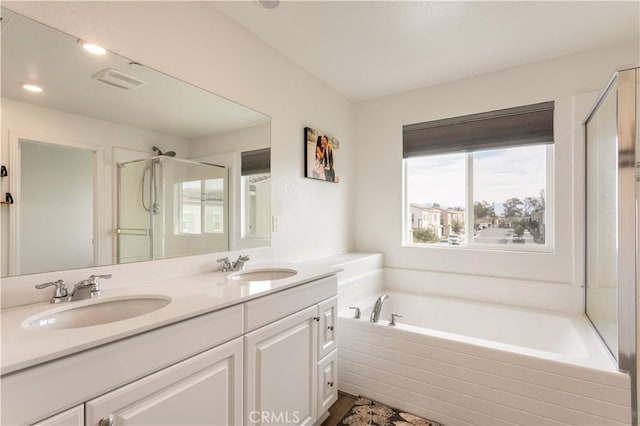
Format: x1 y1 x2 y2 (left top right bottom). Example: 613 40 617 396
403 242 554 254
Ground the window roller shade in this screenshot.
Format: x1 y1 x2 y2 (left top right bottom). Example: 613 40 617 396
403 101 554 158
241 148 270 175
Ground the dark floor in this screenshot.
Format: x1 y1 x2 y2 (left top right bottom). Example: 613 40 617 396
322 391 358 426
323 394 444 426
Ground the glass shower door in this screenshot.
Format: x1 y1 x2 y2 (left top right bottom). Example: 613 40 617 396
585 68 637 373
117 159 153 264
585 80 619 357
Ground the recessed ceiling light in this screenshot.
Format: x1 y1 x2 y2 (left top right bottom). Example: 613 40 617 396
21 83 43 93
78 40 106 55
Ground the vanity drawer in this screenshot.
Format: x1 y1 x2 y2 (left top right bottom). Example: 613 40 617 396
318 296 337 359
244 275 337 332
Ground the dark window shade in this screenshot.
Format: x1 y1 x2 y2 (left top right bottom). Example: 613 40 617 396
403 101 554 158
241 148 271 175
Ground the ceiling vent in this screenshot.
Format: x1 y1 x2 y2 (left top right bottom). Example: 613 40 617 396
92 68 146 90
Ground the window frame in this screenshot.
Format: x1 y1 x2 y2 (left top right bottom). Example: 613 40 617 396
175 179 225 236
403 144 554 253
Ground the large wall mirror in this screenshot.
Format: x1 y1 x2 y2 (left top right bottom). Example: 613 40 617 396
0 7 271 277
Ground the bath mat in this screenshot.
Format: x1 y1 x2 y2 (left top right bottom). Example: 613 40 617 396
337 397 444 426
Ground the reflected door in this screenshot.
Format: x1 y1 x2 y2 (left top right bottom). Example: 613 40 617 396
18 139 94 274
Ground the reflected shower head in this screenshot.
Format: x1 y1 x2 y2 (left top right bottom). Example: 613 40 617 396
152 146 177 157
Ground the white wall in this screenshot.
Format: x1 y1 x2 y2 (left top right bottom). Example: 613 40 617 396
353 43 638 296
1 1 353 306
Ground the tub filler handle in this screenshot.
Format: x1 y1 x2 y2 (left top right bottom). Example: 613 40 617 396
390 313 403 326
348 306 361 319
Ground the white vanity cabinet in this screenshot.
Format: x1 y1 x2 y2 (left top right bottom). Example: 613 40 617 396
316 297 338 422
3 305 244 426
245 306 318 425
85 337 242 426
317 296 337 359
31 405 84 426
317 349 338 415
4 273 338 426
243 276 338 426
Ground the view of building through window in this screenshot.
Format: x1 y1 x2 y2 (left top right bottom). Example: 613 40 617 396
405 145 547 248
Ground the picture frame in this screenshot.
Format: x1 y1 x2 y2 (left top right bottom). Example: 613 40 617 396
304 126 340 183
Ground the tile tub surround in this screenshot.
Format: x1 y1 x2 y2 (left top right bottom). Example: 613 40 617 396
338 300 631 426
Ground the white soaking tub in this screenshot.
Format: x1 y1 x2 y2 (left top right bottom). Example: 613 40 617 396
338 291 631 426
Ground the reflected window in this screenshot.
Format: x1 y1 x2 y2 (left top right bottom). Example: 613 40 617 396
241 148 271 240
177 179 224 235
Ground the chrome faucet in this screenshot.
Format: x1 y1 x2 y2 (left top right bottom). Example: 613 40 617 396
232 255 250 271
68 274 112 301
35 280 68 304
217 255 250 272
217 257 232 272
370 293 389 322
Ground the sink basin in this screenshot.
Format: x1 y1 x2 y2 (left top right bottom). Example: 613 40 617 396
227 268 298 282
22 295 171 331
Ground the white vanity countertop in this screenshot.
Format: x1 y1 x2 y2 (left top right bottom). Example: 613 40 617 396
1 263 340 375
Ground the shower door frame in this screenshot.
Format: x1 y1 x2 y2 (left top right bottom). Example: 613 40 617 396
584 67 638 423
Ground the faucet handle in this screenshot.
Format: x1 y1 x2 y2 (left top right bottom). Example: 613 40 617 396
89 274 111 296
238 255 250 261
390 313 403 326
90 274 112 280
35 280 68 303
348 306 361 319
217 257 232 272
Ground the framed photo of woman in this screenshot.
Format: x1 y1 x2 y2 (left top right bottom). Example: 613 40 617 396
304 126 340 183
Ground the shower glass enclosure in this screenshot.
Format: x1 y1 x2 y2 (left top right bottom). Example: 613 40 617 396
584 67 638 418
117 156 228 264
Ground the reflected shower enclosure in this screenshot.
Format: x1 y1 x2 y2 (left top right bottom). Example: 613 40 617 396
117 156 229 264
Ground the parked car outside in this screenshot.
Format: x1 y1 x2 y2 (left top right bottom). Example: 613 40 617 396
449 234 460 245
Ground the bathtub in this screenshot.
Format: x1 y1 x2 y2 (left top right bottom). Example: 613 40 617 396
338 291 631 426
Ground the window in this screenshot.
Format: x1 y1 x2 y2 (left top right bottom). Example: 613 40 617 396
176 178 224 235
403 102 553 250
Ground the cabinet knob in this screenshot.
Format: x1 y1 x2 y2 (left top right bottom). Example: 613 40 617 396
327 381 334 387
98 414 114 426
312 316 320 322
327 325 334 331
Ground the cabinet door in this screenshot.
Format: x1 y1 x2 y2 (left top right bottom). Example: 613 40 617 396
85 337 242 426
245 305 318 426
31 405 83 426
317 296 337 359
317 349 338 415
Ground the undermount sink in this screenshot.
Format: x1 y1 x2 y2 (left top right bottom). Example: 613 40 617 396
227 268 298 282
22 295 171 331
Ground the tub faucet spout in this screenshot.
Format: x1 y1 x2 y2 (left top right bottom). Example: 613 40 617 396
370 293 389 322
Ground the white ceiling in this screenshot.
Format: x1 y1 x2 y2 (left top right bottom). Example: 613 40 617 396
212 1 640 102
1 7 269 140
